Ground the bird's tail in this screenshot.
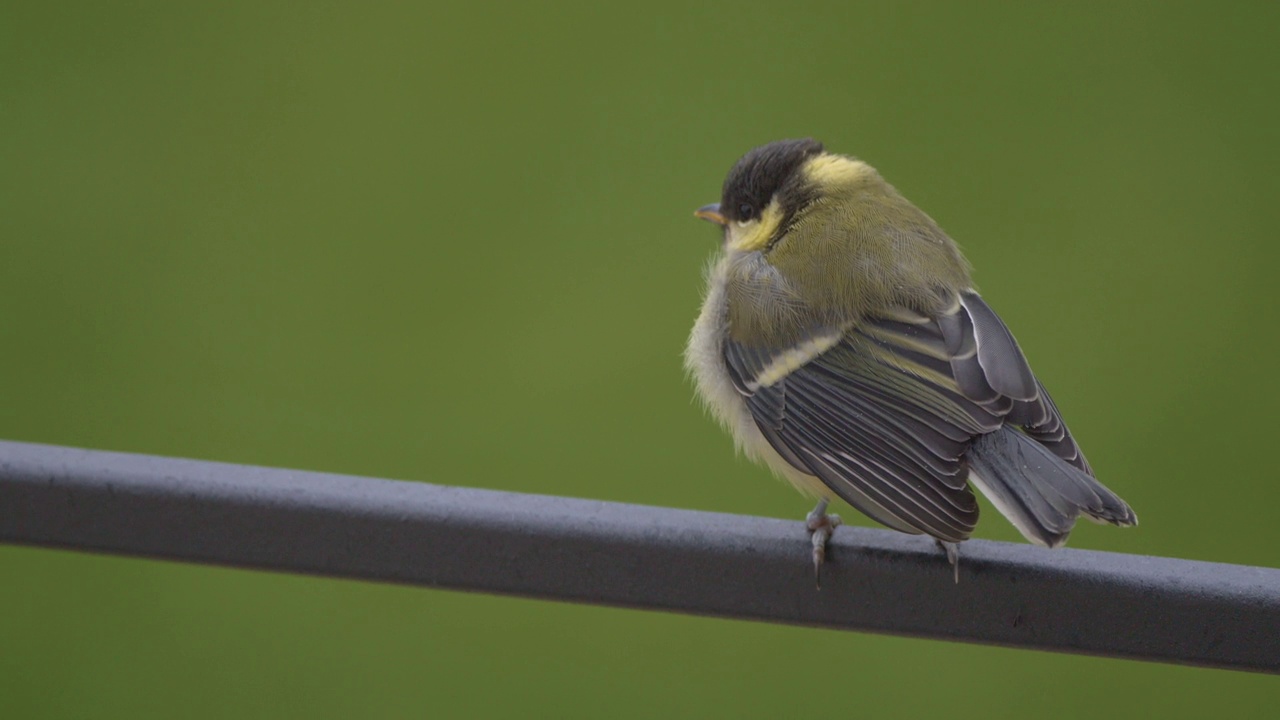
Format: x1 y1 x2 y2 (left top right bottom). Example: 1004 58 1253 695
967 426 1137 548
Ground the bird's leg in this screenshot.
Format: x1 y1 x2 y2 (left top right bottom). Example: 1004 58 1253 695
935 539 960 584
805 499 842 588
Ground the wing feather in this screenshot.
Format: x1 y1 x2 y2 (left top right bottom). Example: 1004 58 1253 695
959 292 1039 401
729 323 985 542
723 288 1127 544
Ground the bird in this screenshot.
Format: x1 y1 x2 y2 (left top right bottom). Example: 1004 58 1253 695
684 139 1136 583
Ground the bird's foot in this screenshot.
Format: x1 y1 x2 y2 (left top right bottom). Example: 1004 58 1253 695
935 539 960 584
805 500 842 589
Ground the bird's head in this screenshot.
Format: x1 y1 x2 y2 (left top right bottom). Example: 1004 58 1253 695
694 138 873 256
694 139 969 326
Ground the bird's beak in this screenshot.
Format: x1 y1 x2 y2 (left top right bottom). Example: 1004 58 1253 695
694 203 727 226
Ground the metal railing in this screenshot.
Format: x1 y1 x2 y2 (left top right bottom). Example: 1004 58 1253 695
1 439 1276 673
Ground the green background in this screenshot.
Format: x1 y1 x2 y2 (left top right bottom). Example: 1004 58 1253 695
3 2 1277 716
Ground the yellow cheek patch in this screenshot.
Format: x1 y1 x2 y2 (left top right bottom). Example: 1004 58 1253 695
726 200 784 253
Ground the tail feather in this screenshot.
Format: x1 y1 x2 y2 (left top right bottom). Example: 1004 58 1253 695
967 426 1136 548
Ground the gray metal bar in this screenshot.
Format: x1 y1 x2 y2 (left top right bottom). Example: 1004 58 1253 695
0 439 1276 672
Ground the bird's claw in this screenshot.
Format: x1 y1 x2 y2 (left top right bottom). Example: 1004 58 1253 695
806 504 842 589
935 539 960 584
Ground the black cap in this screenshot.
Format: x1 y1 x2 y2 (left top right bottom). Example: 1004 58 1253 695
720 139 824 224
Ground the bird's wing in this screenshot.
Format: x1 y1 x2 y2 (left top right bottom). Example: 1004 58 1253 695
724 290 1097 542
732 288 1131 540
939 292 1135 542
724 299 995 542
937 292 1092 475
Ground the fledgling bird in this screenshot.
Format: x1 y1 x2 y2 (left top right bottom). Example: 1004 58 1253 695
684 139 1136 583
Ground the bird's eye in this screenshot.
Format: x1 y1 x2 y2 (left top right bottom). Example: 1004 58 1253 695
738 203 754 219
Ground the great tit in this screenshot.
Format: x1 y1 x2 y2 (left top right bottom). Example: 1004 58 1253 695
685 139 1136 583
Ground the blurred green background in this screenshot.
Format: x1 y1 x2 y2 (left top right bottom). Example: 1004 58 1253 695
2 1 1278 717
